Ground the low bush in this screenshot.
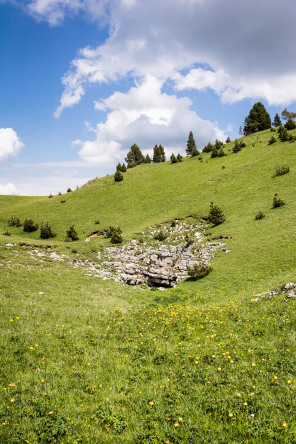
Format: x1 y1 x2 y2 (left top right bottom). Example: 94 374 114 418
3 231 11 236
272 193 285 208
8 216 22 227
23 219 38 232
208 202 226 226
153 230 168 241
114 171 123 182
278 126 294 142
65 225 79 241
284 119 296 130
67 188 72 193
255 211 265 220
170 153 177 163
40 222 56 239
177 153 183 162
275 165 290 176
106 226 123 243
187 263 212 280
268 136 277 145
127 161 137 169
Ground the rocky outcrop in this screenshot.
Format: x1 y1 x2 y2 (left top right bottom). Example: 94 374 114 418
21 219 228 288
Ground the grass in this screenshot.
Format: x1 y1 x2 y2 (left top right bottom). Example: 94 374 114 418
0 128 296 442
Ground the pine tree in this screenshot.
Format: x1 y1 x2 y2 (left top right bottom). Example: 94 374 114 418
170 153 177 163
244 102 271 135
186 131 197 156
226 136 231 143
144 154 151 163
202 142 214 153
177 153 183 162
208 202 225 226
125 144 144 165
191 147 199 157
114 170 123 182
153 145 166 162
281 108 296 122
273 113 282 127
211 146 219 158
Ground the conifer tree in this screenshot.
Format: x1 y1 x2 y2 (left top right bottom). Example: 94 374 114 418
170 153 177 163
211 146 219 158
153 145 166 162
125 144 144 165
177 153 183 162
144 154 151 163
191 147 199 157
243 102 271 135
186 131 197 156
273 113 282 127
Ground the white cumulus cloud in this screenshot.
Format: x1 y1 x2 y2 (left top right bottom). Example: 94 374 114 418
0 182 19 195
0 128 24 161
76 75 226 164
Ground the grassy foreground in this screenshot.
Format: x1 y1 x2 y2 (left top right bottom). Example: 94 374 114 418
0 129 296 442
1 244 295 443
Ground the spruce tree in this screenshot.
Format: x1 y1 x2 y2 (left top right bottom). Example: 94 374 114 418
177 153 183 162
273 113 282 127
144 154 151 163
170 153 177 163
211 146 219 158
191 147 199 157
243 102 271 135
153 145 166 162
125 144 144 165
186 131 197 156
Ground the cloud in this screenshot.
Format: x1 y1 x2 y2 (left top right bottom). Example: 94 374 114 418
0 128 24 161
0 182 19 195
75 75 226 164
26 0 111 26
42 0 296 116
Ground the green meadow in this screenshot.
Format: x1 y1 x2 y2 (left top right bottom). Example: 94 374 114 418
0 130 295 443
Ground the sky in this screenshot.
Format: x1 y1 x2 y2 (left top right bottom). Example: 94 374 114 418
1 0 296 196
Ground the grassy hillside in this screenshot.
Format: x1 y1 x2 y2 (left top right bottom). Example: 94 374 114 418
1 129 295 296
1 129 296 443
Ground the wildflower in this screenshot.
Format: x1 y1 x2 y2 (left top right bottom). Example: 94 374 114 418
30 347 34 350
178 417 183 422
10 399 14 403
282 422 287 428
174 422 180 427
274 376 277 380
228 412 233 417
149 401 154 406
41 380 44 383
287 380 292 384
251 363 256 367
236 393 241 397
48 411 53 415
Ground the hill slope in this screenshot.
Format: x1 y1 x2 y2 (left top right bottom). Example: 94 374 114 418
1 129 295 296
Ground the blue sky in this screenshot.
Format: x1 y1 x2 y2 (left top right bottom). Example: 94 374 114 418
1 0 296 195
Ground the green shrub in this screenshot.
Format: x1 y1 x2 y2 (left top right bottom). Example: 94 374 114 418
187 263 212 280
177 153 183 162
67 188 72 193
203 142 214 153
153 230 168 241
170 153 177 163
114 171 123 182
65 225 79 241
284 119 296 130
255 211 265 220
48 193 54 198
8 216 22 227
23 219 38 232
208 202 226 226
106 226 123 243
233 140 245 153
94 220 100 224
127 161 137 169
218 148 225 157
268 136 277 145
110 231 123 244
191 147 199 157
40 222 56 239
3 231 11 236
278 126 293 142
275 165 290 176
272 193 285 208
